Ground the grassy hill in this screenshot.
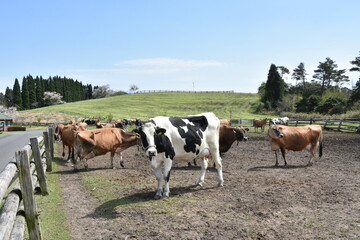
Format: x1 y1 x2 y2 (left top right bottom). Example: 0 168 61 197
19 92 269 122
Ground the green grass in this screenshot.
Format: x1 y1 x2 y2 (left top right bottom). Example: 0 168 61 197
35 155 71 239
21 92 270 120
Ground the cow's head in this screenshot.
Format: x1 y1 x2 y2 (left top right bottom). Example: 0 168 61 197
268 125 284 138
234 126 249 144
133 122 166 158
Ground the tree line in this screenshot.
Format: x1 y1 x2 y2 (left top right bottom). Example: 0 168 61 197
258 52 360 116
2 75 93 110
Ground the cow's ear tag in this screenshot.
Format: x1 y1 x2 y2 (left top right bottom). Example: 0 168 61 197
135 133 140 138
156 128 166 135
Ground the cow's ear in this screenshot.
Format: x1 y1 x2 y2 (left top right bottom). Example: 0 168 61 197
156 128 166 135
245 128 249 132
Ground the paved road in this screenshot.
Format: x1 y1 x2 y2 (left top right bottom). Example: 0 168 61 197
0 130 44 172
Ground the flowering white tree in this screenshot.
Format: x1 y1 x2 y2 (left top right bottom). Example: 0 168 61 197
92 85 114 99
0 106 18 120
43 91 66 106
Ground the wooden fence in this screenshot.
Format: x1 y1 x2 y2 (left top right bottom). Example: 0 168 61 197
230 118 360 133
134 90 235 94
0 127 54 240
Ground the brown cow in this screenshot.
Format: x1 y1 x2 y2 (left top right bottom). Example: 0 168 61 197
189 125 248 166
54 123 65 141
60 124 79 160
268 124 323 166
220 119 231 126
253 118 268 132
73 128 138 170
95 120 115 128
77 122 88 131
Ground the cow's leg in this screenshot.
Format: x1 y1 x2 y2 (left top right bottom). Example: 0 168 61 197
274 151 279 166
163 158 173 198
280 148 287 166
110 151 115 169
67 146 72 161
151 158 163 199
62 143 65 157
212 152 224 187
307 144 317 166
119 152 124 168
196 157 208 186
82 151 96 170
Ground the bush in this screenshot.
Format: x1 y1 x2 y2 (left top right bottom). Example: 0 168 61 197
8 126 26 131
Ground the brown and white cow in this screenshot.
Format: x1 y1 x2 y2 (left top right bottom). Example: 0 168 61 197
73 128 138 170
268 124 323 166
77 122 88 131
253 118 268 132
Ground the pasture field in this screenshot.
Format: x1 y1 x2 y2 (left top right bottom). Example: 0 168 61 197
48 131 360 240
19 92 268 122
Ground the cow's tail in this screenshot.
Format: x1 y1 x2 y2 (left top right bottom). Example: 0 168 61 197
319 132 323 158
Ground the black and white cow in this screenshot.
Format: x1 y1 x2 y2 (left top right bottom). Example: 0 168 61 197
134 112 224 199
270 117 289 125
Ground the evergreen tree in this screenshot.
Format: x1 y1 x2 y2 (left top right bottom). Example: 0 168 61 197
313 57 349 93
5 87 13 108
292 62 307 87
262 64 286 109
13 78 22 109
21 77 30 109
28 75 36 108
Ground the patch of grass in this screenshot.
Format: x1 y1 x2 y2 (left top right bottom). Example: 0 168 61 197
35 154 71 240
19 92 267 122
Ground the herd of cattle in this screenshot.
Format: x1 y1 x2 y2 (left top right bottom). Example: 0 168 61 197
54 114 323 199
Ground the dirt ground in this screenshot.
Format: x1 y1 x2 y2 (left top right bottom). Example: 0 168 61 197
57 132 360 240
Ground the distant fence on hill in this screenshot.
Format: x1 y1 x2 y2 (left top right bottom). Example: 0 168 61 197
134 90 235 94
230 118 360 133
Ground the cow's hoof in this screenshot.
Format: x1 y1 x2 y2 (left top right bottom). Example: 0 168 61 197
196 180 204 187
154 194 162 200
218 181 224 187
120 162 125 168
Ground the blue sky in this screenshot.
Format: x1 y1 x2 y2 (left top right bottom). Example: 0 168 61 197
1 0 359 94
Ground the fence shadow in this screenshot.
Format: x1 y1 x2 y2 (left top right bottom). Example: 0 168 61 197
86 184 217 220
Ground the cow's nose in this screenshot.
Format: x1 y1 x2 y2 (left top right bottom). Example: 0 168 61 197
243 137 248 141
148 150 157 157
279 134 284 138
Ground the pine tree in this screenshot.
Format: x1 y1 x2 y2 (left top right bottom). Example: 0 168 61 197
5 87 13 107
13 78 22 109
28 75 36 108
21 77 30 109
262 64 286 109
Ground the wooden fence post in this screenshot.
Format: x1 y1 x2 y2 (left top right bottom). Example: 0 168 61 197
30 138 49 195
337 119 343 131
43 132 52 172
15 150 42 240
48 127 55 159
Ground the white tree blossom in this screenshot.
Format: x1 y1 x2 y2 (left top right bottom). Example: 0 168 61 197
92 85 114 99
43 91 66 106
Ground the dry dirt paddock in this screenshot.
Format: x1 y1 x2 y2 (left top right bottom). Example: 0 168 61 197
57 132 360 240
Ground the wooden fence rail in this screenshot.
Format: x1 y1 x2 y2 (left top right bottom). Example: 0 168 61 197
0 128 54 240
230 118 360 133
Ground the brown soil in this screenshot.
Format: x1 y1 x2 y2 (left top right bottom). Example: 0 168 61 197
57 132 360 240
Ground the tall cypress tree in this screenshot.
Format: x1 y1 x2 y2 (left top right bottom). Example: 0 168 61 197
28 75 36 108
5 87 13 107
263 64 286 109
21 77 30 109
13 78 22 109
